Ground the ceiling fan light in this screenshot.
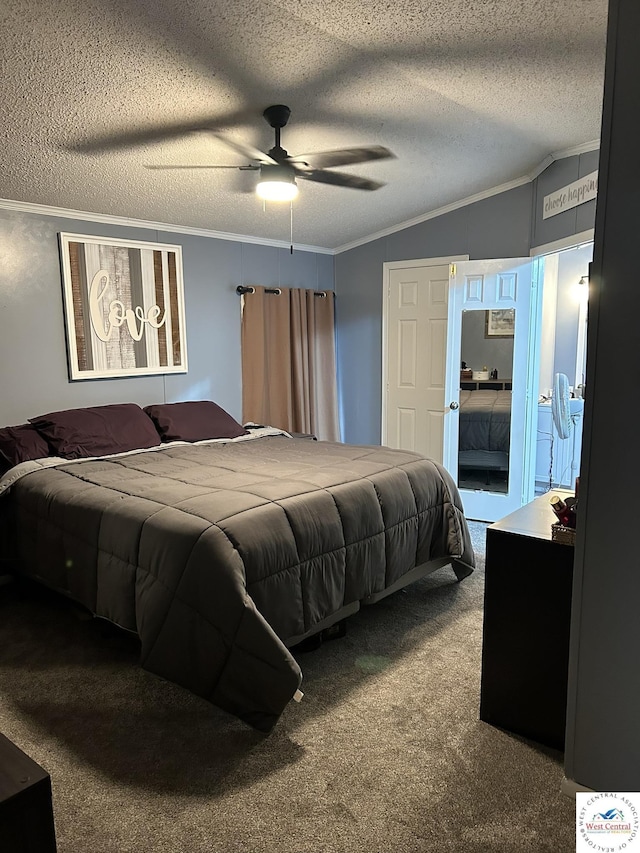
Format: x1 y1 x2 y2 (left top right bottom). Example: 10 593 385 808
256 180 298 201
256 165 298 201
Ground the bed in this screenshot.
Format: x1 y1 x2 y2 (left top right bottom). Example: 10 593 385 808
0 401 475 732
458 389 512 475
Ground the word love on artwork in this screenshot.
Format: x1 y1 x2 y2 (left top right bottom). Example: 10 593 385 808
59 232 187 380
89 270 166 342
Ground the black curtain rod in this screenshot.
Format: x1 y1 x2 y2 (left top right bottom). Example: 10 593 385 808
236 285 328 297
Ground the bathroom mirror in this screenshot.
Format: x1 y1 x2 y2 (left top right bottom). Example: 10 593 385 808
457 309 515 494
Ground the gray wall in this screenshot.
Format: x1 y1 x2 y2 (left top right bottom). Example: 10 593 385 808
565 0 640 790
0 210 333 426
532 149 600 249
335 156 597 445
3 151 596 443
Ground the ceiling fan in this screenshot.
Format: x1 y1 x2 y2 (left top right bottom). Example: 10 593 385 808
145 104 395 201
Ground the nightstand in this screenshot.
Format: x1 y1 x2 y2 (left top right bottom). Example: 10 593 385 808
0 733 57 851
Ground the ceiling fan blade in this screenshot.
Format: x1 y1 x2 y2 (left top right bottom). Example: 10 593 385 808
297 170 386 191
144 164 259 170
207 132 278 165
290 145 395 170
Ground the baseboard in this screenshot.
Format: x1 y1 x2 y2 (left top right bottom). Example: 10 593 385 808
561 776 596 799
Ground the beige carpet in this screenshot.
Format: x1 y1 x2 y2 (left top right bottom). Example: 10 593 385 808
0 522 576 852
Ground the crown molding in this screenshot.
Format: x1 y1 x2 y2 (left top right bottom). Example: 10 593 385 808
334 175 532 254
552 138 601 161
334 140 601 254
0 198 333 255
528 139 601 179
0 138 601 257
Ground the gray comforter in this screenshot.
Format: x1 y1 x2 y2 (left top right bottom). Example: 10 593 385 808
5 435 475 731
459 389 512 453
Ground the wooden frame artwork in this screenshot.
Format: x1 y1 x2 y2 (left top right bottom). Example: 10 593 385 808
58 232 188 380
485 308 515 338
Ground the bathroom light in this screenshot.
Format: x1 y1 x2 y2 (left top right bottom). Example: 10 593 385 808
256 165 298 202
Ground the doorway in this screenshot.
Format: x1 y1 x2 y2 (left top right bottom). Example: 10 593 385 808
533 240 592 494
382 237 592 522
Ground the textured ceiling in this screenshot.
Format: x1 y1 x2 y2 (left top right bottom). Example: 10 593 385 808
2 0 608 250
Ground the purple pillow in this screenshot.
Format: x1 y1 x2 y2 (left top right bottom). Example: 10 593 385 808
29 403 161 459
0 423 51 473
144 401 248 442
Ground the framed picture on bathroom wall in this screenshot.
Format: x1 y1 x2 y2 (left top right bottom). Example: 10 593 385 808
58 232 188 380
485 308 515 338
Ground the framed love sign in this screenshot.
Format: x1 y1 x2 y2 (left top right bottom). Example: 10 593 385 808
58 233 188 380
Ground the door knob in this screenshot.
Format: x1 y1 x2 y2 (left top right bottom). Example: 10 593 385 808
449 401 459 410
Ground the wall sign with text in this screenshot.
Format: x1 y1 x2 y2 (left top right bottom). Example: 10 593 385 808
58 233 188 380
542 170 598 220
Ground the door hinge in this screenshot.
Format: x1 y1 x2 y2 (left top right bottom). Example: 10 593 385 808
450 263 456 277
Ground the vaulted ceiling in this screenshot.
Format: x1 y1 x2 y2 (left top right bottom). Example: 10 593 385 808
2 0 608 250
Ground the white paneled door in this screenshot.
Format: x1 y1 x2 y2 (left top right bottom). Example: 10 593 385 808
383 256 543 523
445 258 541 521
384 262 451 463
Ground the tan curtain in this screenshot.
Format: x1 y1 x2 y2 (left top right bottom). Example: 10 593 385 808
241 286 340 441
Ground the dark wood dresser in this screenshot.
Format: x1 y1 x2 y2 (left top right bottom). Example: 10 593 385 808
480 491 575 750
0 733 57 852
